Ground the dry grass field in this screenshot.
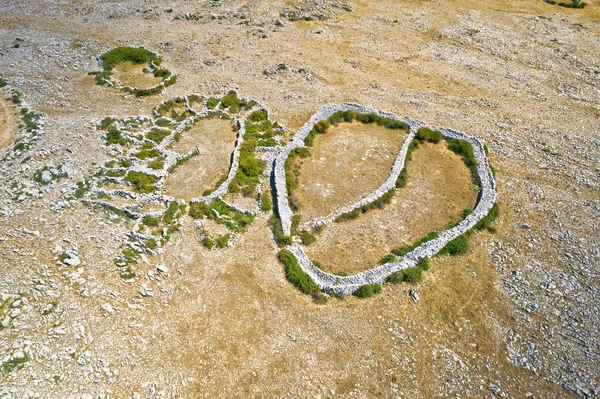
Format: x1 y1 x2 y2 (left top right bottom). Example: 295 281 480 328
164 118 237 200
292 121 407 221
306 142 478 275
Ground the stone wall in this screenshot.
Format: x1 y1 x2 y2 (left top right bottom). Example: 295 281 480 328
273 103 497 294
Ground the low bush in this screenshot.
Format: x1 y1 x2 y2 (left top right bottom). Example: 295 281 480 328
386 271 404 284
335 189 395 222
403 267 423 283
100 47 156 72
135 148 160 160
268 214 292 246
278 249 319 294
392 231 439 257
474 203 499 232
380 254 397 265
417 257 430 271
216 234 230 248
124 171 157 193
439 234 468 256
146 128 171 144
352 283 381 298
148 159 164 170
260 191 273 211
415 127 443 143
299 230 316 246
106 125 129 145
447 138 477 167
396 167 408 188
142 215 159 226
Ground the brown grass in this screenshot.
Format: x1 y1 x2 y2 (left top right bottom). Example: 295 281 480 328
111 61 163 88
305 142 478 275
164 118 237 201
292 121 407 221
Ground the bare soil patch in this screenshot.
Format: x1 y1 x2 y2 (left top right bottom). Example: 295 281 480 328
0 98 17 151
305 142 478 275
164 118 237 201
111 61 163 88
292 121 407 221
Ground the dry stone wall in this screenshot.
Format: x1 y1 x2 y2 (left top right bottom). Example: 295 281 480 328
273 103 497 294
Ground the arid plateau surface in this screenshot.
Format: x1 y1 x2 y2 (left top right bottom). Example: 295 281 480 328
0 0 599 398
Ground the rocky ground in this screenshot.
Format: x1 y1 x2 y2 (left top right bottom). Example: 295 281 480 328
0 0 598 398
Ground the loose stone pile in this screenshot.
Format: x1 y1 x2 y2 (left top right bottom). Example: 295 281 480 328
273 103 497 294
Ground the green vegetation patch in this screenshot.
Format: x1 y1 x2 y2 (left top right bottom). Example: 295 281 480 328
392 232 439 257
124 171 158 193
278 249 319 294
96 47 174 96
146 127 171 144
352 283 381 298
189 199 255 234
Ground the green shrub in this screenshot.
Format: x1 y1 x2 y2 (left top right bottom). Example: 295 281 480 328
474 203 499 232
299 230 316 246
206 98 218 109
403 267 423 283
202 236 214 249
380 254 397 265
148 159 164 170
417 257 430 271
146 128 170 144
100 117 117 130
216 234 230 248
392 232 439 257
278 249 319 294
260 191 273 211
396 167 408 188
106 126 129 145
249 109 268 122
142 215 159 226
447 139 477 167
415 127 443 143
0 74 6 88
124 171 157 193
352 283 381 298
439 235 468 256
268 215 292 246
135 148 160 160
386 271 404 284
100 47 156 72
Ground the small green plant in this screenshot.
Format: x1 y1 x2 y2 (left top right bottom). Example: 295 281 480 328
415 127 443 143
474 203 499 232
380 254 397 265
148 159 164 170
216 234 230 248
403 267 423 283
105 125 129 145
439 234 468 256
124 171 157 193
278 249 319 294
299 230 316 246
352 283 381 298
146 128 171 144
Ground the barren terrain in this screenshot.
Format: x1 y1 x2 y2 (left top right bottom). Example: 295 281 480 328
293 121 407 221
164 118 237 201
0 0 598 398
306 142 478 275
